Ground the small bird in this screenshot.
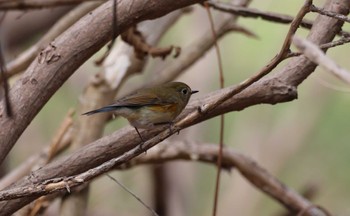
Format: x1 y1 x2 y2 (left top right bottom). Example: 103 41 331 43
83 82 198 143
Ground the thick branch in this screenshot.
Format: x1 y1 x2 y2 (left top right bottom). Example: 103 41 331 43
123 142 326 215
0 142 328 215
0 0 348 214
0 76 298 214
0 0 104 10
1 2 102 81
0 0 204 166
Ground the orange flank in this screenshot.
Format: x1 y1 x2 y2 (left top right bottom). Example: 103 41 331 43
147 104 178 114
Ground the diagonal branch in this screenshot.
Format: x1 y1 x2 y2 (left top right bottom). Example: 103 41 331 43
0 142 330 215
206 0 350 37
0 0 105 10
0 0 348 214
293 36 350 84
0 0 205 166
1 1 102 82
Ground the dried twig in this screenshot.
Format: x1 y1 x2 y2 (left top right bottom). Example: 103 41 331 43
310 4 350 23
0 0 348 214
0 142 330 215
0 0 205 168
0 112 74 190
207 0 312 28
27 109 75 216
203 3 225 216
0 0 105 10
106 174 159 216
206 0 350 37
121 26 181 60
59 8 186 216
293 36 350 85
47 109 75 162
0 43 12 117
1 2 101 82
181 0 312 131
287 36 350 58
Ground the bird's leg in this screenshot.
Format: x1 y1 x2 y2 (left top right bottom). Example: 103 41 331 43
134 127 146 151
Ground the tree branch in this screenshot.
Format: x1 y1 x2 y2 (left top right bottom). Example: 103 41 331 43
1 1 102 82
0 0 104 10
293 36 350 84
0 0 348 214
206 0 350 37
0 0 205 166
310 4 350 23
0 142 330 215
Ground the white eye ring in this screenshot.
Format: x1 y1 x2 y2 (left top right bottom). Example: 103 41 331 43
181 88 188 95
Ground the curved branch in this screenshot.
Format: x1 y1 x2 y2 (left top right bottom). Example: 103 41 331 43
0 0 104 10
0 142 329 215
0 0 348 214
0 0 204 166
1 2 102 81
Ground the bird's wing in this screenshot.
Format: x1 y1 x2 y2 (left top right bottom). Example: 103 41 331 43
113 91 174 107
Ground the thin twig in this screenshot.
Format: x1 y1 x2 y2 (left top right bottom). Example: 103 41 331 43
182 0 312 126
0 43 12 117
207 0 312 28
203 3 225 216
1 1 102 82
293 36 350 85
287 36 350 58
0 142 331 215
95 0 118 65
310 4 350 23
47 109 75 162
0 0 314 203
206 0 350 37
106 174 159 216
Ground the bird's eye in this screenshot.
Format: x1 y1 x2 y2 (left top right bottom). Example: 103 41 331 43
181 88 188 95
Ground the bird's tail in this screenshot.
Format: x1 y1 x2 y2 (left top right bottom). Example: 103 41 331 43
82 106 118 116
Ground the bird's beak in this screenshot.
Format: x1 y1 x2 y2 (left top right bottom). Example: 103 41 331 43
191 90 199 94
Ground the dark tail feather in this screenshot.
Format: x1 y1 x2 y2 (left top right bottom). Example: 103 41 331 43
82 106 118 116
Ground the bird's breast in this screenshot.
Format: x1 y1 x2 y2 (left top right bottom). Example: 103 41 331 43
118 104 179 129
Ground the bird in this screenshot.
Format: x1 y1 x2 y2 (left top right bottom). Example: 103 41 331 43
83 82 198 144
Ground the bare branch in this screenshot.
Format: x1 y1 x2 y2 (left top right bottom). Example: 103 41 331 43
59 9 187 216
1 1 102 82
293 36 350 85
0 0 205 166
121 26 180 59
0 43 12 116
310 4 350 23
0 0 348 214
207 0 312 28
203 3 225 216
188 0 311 121
0 142 330 215
148 1 253 87
106 174 159 216
287 36 350 58
0 115 73 190
206 0 350 37
0 0 105 10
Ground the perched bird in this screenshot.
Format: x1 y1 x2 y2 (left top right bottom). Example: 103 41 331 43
83 82 198 142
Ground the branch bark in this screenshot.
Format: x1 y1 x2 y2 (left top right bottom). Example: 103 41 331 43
0 0 104 10
0 0 348 214
0 0 204 166
1 1 101 81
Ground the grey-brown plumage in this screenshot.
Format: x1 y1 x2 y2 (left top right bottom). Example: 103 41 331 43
83 82 198 142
